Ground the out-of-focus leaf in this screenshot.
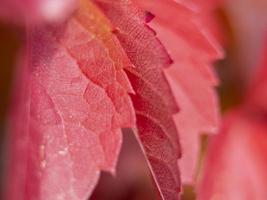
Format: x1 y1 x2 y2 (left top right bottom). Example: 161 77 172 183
198 39 267 200
198 111 267 200
0 0 77 24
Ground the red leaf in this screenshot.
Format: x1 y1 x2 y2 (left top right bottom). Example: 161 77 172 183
94 0 182 199
198 111 267 200
6 0 223 199
133 0 222 184
6 1 135 199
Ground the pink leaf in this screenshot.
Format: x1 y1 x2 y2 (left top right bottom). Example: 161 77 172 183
133 0 222 184
198 40 267 200
198 111 267 200
94 0 182 199
6 1 135 199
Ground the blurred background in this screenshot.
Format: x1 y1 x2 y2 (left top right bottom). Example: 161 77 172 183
0 0 267 199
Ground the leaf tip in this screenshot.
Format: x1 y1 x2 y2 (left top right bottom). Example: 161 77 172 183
144 11 155 23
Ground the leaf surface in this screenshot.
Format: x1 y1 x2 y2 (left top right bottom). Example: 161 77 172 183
6 1 135 200
177 0 222 11
133 0 222 184
94 0 182 199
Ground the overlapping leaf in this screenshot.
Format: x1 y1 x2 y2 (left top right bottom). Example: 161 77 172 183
6 1 136 199
133 0 222 184
94 0 182 199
